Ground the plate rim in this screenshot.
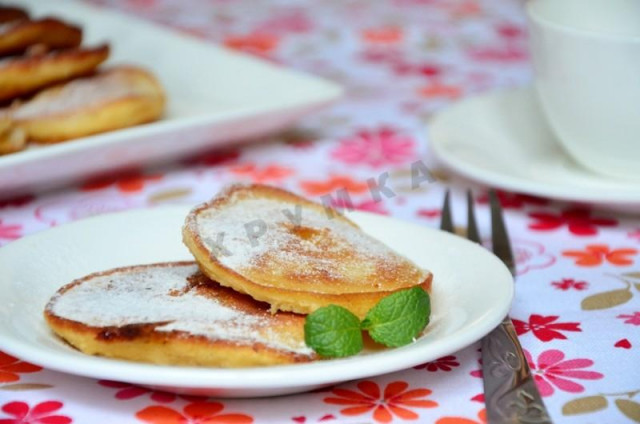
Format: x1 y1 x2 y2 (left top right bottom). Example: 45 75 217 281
429 86 640 205
0 206 513 391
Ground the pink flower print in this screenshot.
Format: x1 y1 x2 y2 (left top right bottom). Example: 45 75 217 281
524 349 603 397
468 45 527 63
254 10 313 35
512 239 556 275
0 401 71 424
496 23 524 39
551 278 589 291
331 127 416 168
330 198 389 215
0 220 21 241
628 229 640 241
617 312 640 326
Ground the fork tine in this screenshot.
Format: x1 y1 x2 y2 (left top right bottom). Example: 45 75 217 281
440 189 454 233
466 190 481 244
488 189 515 275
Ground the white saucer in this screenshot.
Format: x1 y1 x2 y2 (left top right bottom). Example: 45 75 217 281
429 87 640 210
0 206 512 398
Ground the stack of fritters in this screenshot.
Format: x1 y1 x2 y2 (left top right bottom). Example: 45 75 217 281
45 185 432 367
0 5 165 154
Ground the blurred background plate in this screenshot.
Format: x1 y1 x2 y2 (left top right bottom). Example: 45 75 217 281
0 0 342 198
429 87 640 212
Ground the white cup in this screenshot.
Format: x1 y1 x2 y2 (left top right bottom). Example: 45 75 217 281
527 0 640 180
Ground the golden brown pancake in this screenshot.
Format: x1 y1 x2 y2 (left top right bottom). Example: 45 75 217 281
0 44 109 102
44 262 316 367
10 65 165 143
0 18 82 57
183 184 432 318
0 6 29 24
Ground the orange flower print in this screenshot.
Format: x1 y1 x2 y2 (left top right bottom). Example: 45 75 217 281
136 401 253 424
224 33 279 55
562 244 638 267
300 175 369 196
417 83 462 100
324 380 438 423
81 173 162 194
230 163 294 183
0 351 42 383
362 27 403 44
436 409 486 424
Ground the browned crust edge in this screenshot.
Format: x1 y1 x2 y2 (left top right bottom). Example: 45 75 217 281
182 184 433 318
44 261 316 367
0 44 109 101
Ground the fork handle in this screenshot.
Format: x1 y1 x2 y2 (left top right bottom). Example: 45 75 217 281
481 316 553 424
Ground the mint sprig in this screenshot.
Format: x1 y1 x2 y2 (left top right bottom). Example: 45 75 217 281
304 287 431 358
304 305 363 358
362 287 430 347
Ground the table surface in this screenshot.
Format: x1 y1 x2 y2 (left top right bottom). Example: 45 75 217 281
1 0 639 423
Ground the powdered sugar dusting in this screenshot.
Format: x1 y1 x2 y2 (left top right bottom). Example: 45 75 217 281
48 263 312 355
12 70 144 119
191 189 425 287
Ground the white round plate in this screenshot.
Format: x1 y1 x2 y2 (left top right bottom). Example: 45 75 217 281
429 87 640 210
0 206 512 398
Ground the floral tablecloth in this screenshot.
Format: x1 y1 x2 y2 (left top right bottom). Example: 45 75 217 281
1 0 639 423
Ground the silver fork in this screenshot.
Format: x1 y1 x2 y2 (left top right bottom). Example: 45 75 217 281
440 189 552 424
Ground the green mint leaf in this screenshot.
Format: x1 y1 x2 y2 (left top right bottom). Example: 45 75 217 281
304 305 363 358
361 287 430 347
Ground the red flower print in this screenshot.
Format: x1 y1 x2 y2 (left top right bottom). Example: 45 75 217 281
81 173 162 194
528 208 617 236
0 195 33 209
551 278 589 291
562 244 638 267
224 33 279 55
414 355 460 372
513 315 581 342
392 62 443 78
524 349 603 397
185 149 240 167
136 402 252 424
300 175 369 196
417 208 441 219
324 380 437 423
98 380 196 403
617 312 640 326
476 190 548 209
0 220 21 241
331 127 415 168
230 163 294 183
0 352 41 383
0 401 71 424
361 27 403 44
435 409 486 424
